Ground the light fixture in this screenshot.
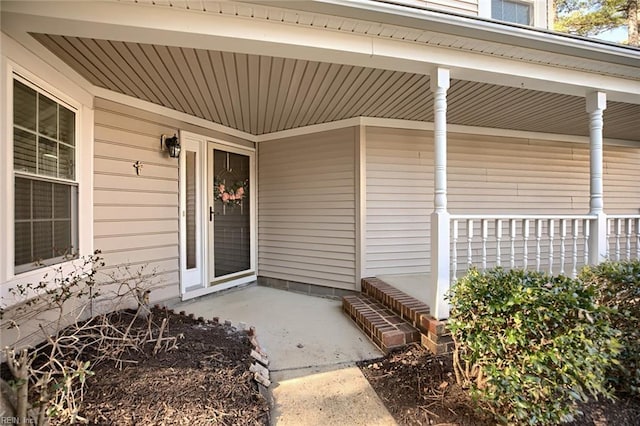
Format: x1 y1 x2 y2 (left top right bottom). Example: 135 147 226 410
161 134 181 158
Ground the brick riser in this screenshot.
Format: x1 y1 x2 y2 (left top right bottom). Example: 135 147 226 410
342 278 455 355
361 278 431 333
342 294 420 354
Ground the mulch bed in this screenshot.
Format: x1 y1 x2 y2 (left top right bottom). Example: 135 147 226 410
358 344 640 426
81 308 270 425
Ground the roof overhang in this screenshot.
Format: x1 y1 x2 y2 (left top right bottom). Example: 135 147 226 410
1 1 639 140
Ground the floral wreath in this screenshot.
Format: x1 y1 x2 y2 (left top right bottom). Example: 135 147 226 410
214 177 248 206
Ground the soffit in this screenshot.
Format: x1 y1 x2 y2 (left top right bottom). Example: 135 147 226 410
112 0 640 81
32 34 640 141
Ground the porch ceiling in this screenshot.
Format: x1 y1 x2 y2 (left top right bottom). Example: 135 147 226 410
33 33 640 141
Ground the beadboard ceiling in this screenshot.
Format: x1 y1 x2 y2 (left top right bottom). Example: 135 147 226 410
33 33 640 141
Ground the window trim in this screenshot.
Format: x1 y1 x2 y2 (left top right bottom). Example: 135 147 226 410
490 0 534 26
2 57 93 307
12 74 80 274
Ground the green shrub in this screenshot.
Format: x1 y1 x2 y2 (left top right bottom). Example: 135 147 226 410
447 267 621 425
579 260 640 396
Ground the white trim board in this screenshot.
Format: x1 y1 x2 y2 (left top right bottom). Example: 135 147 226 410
254 116 638 147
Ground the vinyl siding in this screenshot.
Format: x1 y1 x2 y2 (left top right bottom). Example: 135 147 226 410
258 127 357 289
399 0 479 15
93 98 253 303
365 126 640 277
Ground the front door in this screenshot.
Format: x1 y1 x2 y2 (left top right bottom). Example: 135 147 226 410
207 143 255 284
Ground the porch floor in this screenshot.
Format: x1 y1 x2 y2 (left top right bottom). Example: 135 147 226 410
169 285 396 425
376 274 430 304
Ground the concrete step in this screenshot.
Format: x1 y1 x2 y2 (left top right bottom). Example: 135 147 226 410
342 293 420 354
361 277 432 334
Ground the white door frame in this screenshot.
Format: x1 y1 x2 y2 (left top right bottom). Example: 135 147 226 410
179 131 256 300
207 140 257 289
179 131 206 298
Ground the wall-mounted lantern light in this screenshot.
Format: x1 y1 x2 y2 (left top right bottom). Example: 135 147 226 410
161 134 181 158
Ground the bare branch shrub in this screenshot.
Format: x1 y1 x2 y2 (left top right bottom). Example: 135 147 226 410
1 250 177 425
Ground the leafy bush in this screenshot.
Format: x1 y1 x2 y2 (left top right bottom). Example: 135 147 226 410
579 260 640 396
447 267 621 425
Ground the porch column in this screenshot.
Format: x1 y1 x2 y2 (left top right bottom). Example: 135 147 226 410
430 67 450 320
586 91 607 264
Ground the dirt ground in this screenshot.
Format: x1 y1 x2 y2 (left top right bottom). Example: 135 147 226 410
7 307 639 425
358 344 640 426
81 308 269 425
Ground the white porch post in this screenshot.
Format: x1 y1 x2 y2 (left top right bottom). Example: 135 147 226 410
430 67 450 320
586 91 607 265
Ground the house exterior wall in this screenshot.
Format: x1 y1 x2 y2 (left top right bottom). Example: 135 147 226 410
257 127 358 290
387 0 548 28
93 98 253 304
391 0 479 15
364 126 640 277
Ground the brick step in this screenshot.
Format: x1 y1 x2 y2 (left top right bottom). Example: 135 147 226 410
361 278 432 333
342 293 420 353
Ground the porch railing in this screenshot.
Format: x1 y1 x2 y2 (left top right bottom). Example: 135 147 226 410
450 215 595 280
606 215 640 261
450 214 640 282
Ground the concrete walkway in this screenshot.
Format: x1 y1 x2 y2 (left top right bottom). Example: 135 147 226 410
172 285 397 426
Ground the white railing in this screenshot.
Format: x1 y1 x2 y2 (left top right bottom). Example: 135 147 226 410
607 216 640 261
450 215 595 281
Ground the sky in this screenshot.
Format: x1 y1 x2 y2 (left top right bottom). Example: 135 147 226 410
593 26 629 44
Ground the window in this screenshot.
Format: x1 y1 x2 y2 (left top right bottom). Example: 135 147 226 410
13 77 78 274
492 0 532 26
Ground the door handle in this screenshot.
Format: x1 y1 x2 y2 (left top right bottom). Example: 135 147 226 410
210 206 214 221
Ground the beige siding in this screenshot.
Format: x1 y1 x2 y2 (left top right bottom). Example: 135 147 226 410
366 127 433 276
604 145 640 212
93 98 253 303
392 0 479 15
258 128 357 289
365 126 640 276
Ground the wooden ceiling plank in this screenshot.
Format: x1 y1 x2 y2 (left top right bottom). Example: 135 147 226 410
150 44 197 116
284 60 321 131
130 43 188 113
375 74 428 118
270 58 297 132
257 55 272 135
209 50 237 129
496 93 581 129
247 54 261 135
221 51 245 132
168 45 210 119
326 66 372 122
308 64 352 125
276 58 308 131
448 81 504 118
353 69 398 117
234 53 252 133
291 61 333 128
316 64 363 123
33 34 113 89
299 64 340 126
182 47 220 123
195 48 226 126
366 71 415 117
391 81 433 120
340 68 388 118
96 39 160 104
119 41 172 107
65 37 133 96
263 56 285 134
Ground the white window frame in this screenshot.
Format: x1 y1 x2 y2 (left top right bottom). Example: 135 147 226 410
479 0 547 28
1 56 93 307
12 74 80 274
491 0 533 26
